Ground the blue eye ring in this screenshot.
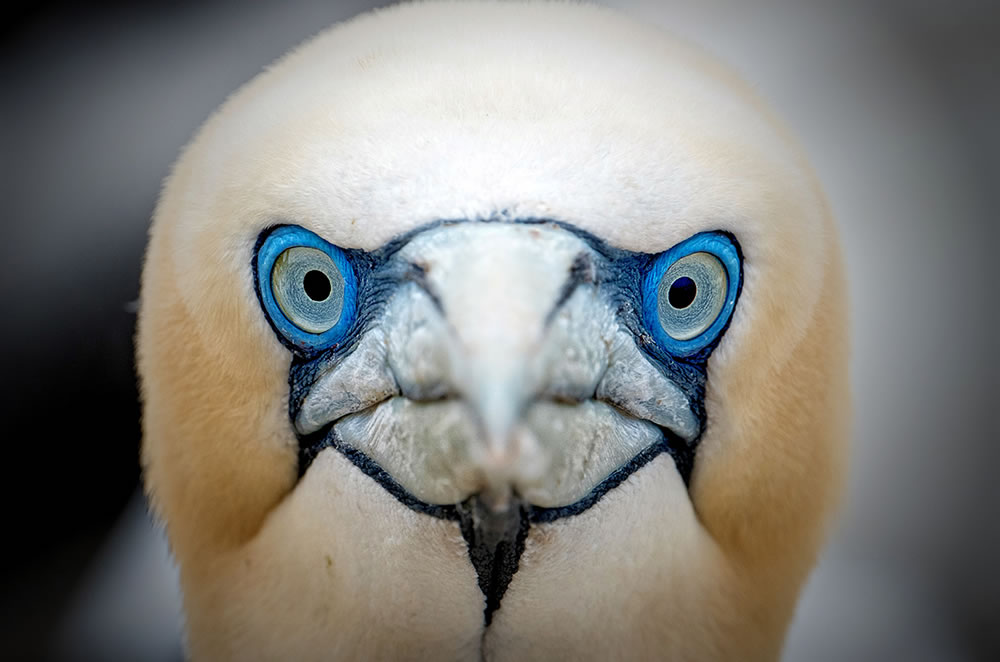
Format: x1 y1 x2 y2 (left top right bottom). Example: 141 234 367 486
255 225 358 352
641 231 742 357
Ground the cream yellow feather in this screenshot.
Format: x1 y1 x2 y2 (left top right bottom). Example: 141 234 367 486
138 2 849 659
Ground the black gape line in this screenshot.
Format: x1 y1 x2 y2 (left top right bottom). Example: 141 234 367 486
296 422 689 624
253 217 744 625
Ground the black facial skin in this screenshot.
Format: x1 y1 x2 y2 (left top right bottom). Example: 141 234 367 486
253 217 742 625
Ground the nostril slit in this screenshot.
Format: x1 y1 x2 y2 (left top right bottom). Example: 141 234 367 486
546 252 597 326
545 393 585 405
397 382 460 403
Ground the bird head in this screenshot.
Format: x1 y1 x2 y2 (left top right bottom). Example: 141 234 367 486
138 2 849 659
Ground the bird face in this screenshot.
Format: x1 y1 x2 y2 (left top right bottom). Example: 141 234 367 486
138 3 849 660
256 219 740 621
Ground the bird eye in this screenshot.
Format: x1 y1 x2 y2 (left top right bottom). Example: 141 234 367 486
642 232 741 357
255 226 358 351
272 247 344 333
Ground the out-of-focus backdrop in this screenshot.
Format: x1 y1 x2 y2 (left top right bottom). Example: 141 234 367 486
1 1 996 660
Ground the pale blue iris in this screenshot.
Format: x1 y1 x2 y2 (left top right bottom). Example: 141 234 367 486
272 246 345 334
656 251 727 341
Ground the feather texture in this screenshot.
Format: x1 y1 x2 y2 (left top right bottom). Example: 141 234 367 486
138 2 849 659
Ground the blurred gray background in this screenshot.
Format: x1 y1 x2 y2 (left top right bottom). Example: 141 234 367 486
2 1 996 660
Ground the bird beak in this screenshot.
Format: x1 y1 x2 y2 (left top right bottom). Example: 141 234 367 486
292 221 701 622
294 222 699 511
423 226 569 512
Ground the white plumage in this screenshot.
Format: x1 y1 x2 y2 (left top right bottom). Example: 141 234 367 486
138 2 849 659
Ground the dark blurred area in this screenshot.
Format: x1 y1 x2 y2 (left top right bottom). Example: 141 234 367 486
1 1 996 660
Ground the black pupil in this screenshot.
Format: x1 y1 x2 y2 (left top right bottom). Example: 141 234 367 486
303 270 332 302
668 276 697 309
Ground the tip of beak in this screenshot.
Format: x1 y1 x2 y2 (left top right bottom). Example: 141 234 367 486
472 421 550 512
456 341 553 510
478 483 515 512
